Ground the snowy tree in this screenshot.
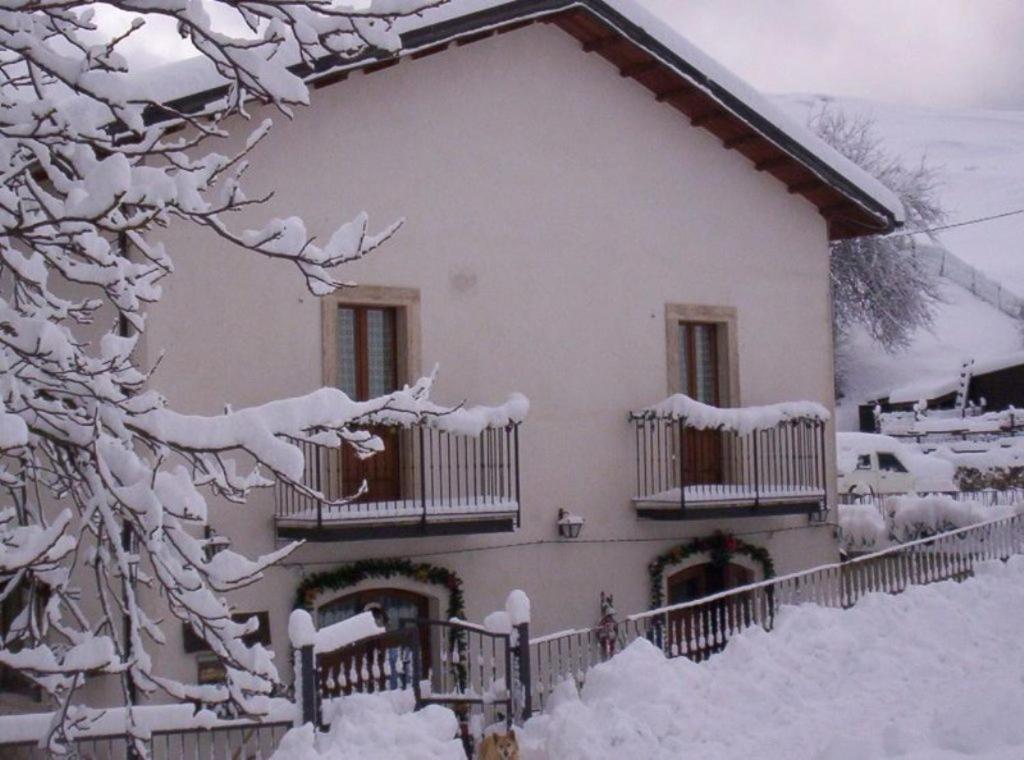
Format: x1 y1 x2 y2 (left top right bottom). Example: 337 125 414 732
810 107 944 389
0 0 471 753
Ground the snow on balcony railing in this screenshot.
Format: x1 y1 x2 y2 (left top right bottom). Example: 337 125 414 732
274 395 526 530
628 395 829 512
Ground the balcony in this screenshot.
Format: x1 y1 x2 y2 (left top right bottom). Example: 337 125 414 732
630 395 828 520
275 420 521 541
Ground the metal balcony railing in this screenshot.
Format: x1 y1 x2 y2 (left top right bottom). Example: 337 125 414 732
629 398 828 516
274 421 521 534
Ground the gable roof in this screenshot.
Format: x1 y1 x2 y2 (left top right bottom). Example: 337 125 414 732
144 0 904 240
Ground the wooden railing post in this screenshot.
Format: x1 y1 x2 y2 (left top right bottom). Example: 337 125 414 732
752 430 760 507
297 643 318 727
677 417 686 512
514 423 522 528
515 622 532 723
418 425 427 528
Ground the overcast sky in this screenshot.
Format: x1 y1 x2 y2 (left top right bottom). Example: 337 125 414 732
644 0 1024 110
111 0 1024 111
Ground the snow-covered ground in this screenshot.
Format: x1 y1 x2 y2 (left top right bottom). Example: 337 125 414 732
275 559 1024 759
775 95 1024 429
519 558 1024 760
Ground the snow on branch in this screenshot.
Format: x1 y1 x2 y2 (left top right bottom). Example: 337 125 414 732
0 0 497 754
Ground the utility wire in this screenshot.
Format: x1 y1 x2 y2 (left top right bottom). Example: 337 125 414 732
279 520 834 569
887 207 1024 238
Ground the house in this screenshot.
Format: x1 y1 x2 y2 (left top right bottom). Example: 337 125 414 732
859 351 1024 432
28 0 901 709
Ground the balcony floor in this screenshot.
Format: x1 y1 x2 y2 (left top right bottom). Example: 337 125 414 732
634 484 825 520
275 498 519 541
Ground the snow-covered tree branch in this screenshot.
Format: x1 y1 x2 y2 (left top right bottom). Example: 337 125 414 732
810 107 945 390
0 0 453 753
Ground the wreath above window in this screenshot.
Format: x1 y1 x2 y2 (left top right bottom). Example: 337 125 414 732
648 531 774 608
294 558 465 622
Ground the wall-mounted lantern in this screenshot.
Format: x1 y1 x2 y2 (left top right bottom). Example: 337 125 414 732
557 509 584 539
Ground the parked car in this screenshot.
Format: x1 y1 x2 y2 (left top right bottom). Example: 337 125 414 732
837 432 958 495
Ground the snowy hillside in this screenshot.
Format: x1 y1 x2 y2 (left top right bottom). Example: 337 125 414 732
776 95 1024 427
779 95 1024 292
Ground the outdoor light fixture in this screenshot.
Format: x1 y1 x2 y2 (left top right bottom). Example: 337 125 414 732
557 509 584 539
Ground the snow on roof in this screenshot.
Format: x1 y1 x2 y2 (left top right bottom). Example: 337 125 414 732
878 349 1024 404
135 0 903 226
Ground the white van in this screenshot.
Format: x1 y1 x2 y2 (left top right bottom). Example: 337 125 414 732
837 432 957 496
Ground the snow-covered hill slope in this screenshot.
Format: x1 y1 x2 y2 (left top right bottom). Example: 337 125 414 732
776 95 1024 428
779 95 1024 293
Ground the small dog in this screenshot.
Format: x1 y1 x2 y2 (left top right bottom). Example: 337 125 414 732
477 729 519 760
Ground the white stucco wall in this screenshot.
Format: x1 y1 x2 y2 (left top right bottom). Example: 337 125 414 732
120 23 841 697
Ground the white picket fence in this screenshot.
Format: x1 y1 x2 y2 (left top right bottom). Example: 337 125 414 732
528 512 1024 711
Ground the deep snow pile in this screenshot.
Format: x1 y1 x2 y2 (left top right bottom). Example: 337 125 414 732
272 690 464 760
519 558 1024 760
839 493 1023 551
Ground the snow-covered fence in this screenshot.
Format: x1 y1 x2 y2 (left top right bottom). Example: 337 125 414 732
0 704 293 759
879 408 1024 442
292 592 533 742
528 513 1024 711
916 244 1024 321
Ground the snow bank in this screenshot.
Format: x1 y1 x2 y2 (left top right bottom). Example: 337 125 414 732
887 493 1022 542
837 501 889 552
839 492 1023 551
520 557 1024 759
641 394 829 434
272 691 464 760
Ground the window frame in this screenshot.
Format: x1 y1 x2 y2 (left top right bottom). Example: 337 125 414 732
322 286 421 392
665 304 739 405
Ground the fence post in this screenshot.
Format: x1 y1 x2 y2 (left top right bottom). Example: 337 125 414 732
515 622 532 723
419 425 427 528
678 417 687 512
298 644 318 727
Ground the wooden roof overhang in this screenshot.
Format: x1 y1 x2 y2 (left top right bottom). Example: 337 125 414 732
157 0 900 240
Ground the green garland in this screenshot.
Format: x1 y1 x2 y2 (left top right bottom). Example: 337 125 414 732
294 557 465 621
295 558 468 689
648 531 775 608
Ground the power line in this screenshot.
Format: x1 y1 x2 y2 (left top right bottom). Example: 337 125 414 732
887 207 1024 238
279 521 834 569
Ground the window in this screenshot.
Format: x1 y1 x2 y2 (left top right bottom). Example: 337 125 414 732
878 453 908 473
856 454 872 470
321 286 420 396
0 578 44 697
336 306 398 401
321 287 420 503
678 323 719 404
665 304 737 405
